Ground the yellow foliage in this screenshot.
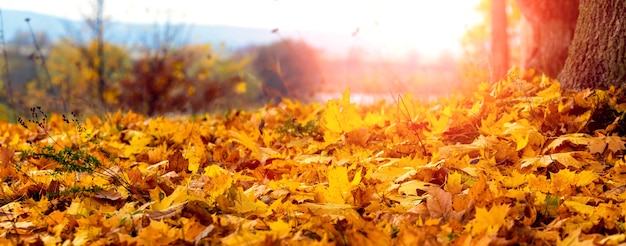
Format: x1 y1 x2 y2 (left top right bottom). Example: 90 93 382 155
183 146 202 173
321 89 364 133
234 81 247 94
152 186 189 211
469 204 511 236
3 74 626 245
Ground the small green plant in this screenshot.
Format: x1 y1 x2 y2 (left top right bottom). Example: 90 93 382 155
390 225 400 238
276 115 322 139
32 146 103 174
16 107 130 201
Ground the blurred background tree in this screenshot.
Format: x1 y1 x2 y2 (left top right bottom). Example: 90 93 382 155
1 31 259 117
0 31 49 119
116 44 256 116
491 0 509 81
23 38 132 114
463 0 624 91
0 2 261 118
249 39 324 102
460 0 521 89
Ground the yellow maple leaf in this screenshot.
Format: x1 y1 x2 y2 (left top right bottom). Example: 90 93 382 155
321 89 364 137
445 171 463 194
229 130 260 159
231 186 268 215
67 198 90 216
324 165 361 204
72 226 102 246
520 151 597 170
152 186 189 211
369 165 409 183
181 218 207 242
204 165 227 177
221 227 266 246
137 219 177 245
563 200 594 216
503 120 544 151
267 220 291 238
183 146 201 173
571 170 597 187
536 81 561 100
545 133 591 152
550 169 578 194
45 210 67 237
364 112 388 127
299 203 356 217
398 180 430 196
325 165 350 203
122 132 152 157
500 170 527 188
469 204 510 236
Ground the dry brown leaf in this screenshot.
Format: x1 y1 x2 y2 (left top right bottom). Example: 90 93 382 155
426 186 453 220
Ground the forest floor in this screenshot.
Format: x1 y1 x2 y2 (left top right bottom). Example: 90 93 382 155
0 71 625 245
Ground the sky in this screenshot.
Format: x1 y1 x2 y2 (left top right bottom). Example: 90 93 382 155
1 0 482 59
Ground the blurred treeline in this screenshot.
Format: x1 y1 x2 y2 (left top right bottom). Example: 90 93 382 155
0 31 468 121
0 29 328 120
0 1 506 121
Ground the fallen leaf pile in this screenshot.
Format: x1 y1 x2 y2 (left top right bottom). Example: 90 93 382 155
1 71 626 245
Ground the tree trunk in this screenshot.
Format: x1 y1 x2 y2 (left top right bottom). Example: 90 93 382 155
517 0 579 78
559 0 626 90
491 0 509 81
96 0 106 109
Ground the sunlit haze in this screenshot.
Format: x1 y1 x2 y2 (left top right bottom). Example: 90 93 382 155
2 0 481 59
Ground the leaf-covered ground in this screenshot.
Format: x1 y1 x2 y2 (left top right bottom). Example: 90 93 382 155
1 71 626 245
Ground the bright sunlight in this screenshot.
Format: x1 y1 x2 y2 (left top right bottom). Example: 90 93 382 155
2 0 481 58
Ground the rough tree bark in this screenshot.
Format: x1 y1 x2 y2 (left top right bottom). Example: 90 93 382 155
491 0 509 81
517 0 579 78
558 0 626 90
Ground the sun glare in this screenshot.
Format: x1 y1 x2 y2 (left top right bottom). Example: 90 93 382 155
351 1 481 59
245 0 482 59
2 0 480 59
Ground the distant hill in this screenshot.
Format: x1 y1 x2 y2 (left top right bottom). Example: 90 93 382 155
2 10 68 40
0 9 354 54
